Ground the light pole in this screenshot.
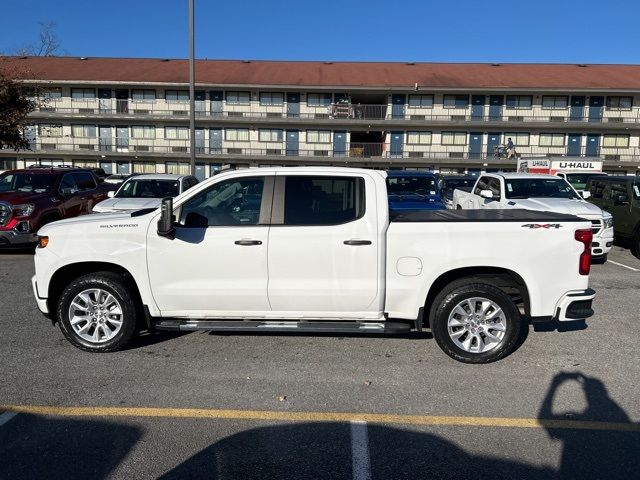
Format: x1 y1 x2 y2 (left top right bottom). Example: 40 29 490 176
188 0 196 175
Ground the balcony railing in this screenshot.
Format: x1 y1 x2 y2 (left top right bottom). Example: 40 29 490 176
9 140 640 163
32 100 640 124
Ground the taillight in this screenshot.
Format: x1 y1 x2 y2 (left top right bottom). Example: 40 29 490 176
575 229 593 275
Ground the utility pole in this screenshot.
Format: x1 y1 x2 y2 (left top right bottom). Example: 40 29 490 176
188 0 196 175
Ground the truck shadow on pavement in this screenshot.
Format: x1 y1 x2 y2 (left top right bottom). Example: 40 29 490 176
1 372 637 479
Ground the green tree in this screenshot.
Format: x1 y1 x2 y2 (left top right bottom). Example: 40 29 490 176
0 72 37 151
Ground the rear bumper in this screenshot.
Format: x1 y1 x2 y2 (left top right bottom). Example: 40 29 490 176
554 288 596 321
0 229 37 247
32 275 49 316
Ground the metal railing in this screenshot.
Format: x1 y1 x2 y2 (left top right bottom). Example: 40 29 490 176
9 139 640 163
31 99 640 124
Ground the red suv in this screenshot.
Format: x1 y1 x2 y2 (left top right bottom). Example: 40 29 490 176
0 167 114 247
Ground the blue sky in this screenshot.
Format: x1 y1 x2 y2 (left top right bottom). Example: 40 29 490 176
1 0 639 64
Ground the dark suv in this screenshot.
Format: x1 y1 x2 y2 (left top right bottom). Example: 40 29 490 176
586 175 640 257
0 167 114 247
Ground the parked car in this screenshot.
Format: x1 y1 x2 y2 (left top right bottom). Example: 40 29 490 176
386 171 446 213
440 175 477 209
586 175 640 257
453 173 614 261
0 167 113 247
92 174 199 213
33 167 595 363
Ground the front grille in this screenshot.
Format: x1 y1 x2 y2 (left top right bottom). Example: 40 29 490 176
0 202 11 227
591 219 602 234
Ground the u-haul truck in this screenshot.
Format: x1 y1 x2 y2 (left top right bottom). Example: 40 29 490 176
517 158 604 194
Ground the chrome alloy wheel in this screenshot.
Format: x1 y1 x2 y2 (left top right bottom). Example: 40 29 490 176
68 288 124 344
447 297 507 354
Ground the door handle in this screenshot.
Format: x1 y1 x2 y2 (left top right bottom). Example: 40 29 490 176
343 239 372 246
234 240 262 246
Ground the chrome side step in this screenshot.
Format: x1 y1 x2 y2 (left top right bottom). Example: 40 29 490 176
154 319 412 334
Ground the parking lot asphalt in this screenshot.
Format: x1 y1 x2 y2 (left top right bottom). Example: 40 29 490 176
0 246 639 479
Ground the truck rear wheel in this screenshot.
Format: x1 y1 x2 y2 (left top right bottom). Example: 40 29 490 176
430 282 522 363
56 272 137 352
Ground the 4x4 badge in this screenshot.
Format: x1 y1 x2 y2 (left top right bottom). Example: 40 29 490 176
521 223 563 229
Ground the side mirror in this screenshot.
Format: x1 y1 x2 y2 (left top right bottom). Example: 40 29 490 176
157 197 175 239
107 191 115 198
479 189 494 200
581 191 591 200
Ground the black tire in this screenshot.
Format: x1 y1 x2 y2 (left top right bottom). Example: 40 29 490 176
430 282 522 364
592 254 608 264
631 233 640 260
56 272 137 352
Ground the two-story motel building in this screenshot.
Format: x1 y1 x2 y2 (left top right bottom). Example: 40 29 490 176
1 56 640 178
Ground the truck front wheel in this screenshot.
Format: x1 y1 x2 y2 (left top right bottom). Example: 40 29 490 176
56 272 137 352
431 282 522 363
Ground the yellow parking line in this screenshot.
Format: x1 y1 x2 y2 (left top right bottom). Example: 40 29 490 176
1 404 639 432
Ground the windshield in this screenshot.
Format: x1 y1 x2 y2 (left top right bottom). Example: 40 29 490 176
116 179 180 198
0 173 54 193
564 173 603 191
505 178 580 200
387 176 438 196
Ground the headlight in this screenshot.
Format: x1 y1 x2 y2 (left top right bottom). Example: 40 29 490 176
13 203 35 217
603 217 614 229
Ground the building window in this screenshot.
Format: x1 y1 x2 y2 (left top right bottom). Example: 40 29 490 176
0 159 17 171
73 160 98 168
539 133 565 147
443 95 469 109
506 95 532 109
41 87 62 100
259 129 283 142
164 126 189 140
225 128 250 141
71 124 97 138
606 96 633 110
541 96 568 109
131 125 156 139
408 95 434 108
71 88 96 99
602 134 630 148
503 132 530 146
407 131 432 145
38 124 63 137
226 91 251 105
132 161 157 174
441 132 467 145
132 89 156 101
307 93 332 107
259 92 284 106
165 90 189 102
166 162 190 175
306 130 331 143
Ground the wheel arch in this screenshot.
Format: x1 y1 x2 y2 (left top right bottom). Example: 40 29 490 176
423 267 530 328
47 262 144 322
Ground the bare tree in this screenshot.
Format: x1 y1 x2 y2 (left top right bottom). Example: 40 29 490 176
15 22 61 57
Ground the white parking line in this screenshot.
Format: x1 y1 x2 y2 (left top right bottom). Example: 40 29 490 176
351 420 372 480
608 260 640 272
0 411 18 427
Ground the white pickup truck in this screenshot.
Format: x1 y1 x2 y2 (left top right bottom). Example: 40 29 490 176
453 173 614 260
32 167 596 363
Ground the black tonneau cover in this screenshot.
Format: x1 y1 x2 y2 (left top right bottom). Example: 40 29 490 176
391 209 585 223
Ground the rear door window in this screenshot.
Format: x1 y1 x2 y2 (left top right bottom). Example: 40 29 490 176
73 172 97 191
283 176 364 225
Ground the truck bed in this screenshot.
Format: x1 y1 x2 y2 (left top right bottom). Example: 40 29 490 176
390 208 585 223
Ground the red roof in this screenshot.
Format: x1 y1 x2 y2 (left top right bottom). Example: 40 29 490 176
2 56 640 90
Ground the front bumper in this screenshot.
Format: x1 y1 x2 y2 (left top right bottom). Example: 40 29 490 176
32 275 49 316
0 229 37 247
554 288 596 321
592 227 614 257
